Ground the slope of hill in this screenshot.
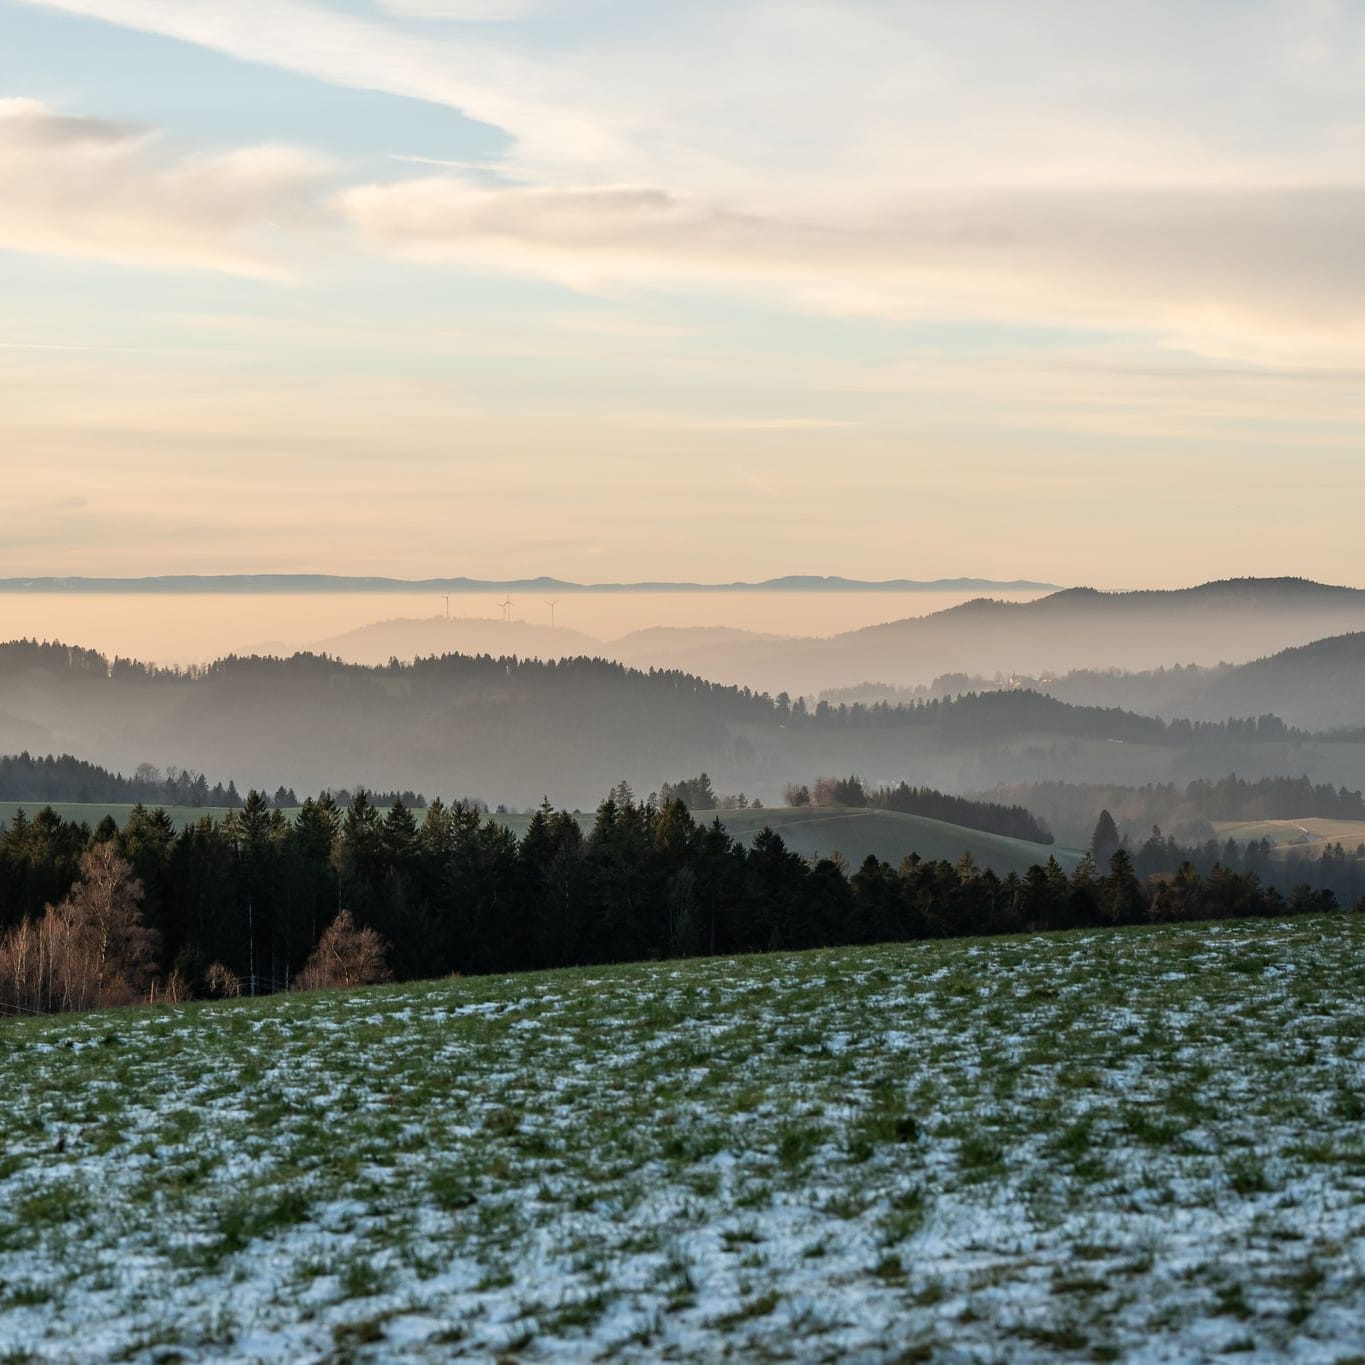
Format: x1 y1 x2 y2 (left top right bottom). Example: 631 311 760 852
2 916 1361 1361
699 806 1080 875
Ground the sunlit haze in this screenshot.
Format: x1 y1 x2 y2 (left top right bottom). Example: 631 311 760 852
0 587 1047 665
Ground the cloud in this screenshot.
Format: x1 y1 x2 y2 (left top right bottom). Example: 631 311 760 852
0 99 332 275
13 3 1365 360
22 0 1365 198
339 177 1365 362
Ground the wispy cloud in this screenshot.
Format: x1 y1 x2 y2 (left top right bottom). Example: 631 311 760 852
21 0 1365 195
0 98 331 275
338 177 1365 363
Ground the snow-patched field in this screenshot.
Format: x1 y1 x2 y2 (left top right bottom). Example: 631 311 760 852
3 917 1365 1362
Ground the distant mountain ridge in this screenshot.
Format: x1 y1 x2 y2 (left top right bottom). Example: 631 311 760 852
848 577 1365 635
0 574 1060 595
627 578 1365 693
302 577 1365 695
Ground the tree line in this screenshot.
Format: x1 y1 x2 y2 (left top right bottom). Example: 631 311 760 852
1 789 1360 1016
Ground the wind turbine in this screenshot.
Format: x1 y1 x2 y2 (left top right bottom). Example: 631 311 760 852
545 599 560 628
499 596 513 623
439 594 450 620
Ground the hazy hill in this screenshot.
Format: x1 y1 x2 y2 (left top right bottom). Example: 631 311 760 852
1 640 1361 810
312 616 604 668
633 578 1365 694
312 619 783 670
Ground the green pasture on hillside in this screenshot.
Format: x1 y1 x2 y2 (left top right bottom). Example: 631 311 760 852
1213 818 1365 858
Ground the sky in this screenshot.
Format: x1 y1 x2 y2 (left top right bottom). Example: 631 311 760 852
2 0 1364 587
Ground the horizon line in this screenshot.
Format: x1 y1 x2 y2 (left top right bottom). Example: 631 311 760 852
0 573 1065 595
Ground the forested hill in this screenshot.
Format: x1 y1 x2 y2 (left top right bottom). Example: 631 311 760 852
0 640 1350 808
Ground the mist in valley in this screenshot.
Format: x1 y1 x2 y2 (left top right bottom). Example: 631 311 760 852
3 578 1364 829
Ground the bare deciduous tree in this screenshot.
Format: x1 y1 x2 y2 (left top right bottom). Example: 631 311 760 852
294 910 392 991
0 841 155 1014
62 842 155 1006
157 969 192 1004
204 961 243 999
